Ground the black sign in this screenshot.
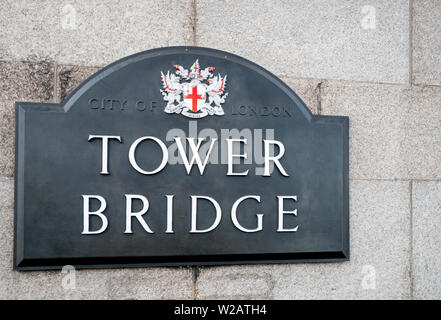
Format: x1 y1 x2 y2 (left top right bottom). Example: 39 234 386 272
14 47 349 270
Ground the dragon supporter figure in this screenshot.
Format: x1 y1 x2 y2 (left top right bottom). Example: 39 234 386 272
160 60 228 119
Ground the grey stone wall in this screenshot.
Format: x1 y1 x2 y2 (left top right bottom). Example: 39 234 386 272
0 0 439 299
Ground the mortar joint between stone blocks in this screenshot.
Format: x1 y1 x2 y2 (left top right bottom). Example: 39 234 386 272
191 0 198 46
191 266 200 300
409 179 414 299
409 0 414 86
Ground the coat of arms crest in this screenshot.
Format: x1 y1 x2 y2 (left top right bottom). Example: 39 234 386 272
160 60 228 118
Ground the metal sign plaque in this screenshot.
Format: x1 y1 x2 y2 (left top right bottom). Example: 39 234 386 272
14 47 349 270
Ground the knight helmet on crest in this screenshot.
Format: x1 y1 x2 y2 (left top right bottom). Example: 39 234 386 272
160 60 228 119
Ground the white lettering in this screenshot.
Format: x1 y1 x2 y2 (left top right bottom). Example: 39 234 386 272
88 135 121 174
190 196 222 233
277 196 298 232
124 194 154 233
165 195 174 233
231 195 263 232
129 136 168 175
174 137 217 175
263 140 289 177
82 195 108 234
226 138 249 176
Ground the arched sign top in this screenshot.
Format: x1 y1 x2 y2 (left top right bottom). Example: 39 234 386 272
62 46 314 121
14 46 348 270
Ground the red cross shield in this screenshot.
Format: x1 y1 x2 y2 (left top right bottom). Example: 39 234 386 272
183 83 206 112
